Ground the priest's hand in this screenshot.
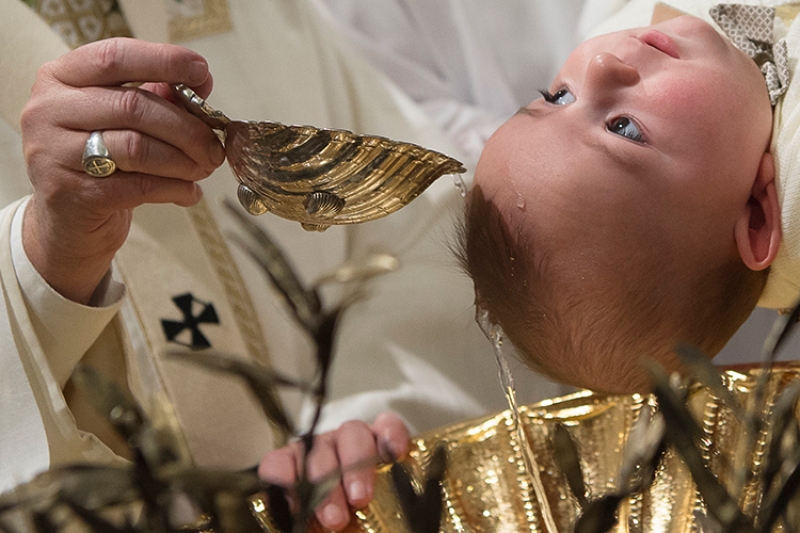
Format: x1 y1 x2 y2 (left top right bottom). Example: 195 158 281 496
20 37 225 305
258 413 411 531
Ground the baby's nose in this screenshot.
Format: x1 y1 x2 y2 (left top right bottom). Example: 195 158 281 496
585 52 640 93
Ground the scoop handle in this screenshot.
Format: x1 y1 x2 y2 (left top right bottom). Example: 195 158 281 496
171 83 232 133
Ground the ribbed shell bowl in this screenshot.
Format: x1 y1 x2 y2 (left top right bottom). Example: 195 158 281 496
172 84 466 231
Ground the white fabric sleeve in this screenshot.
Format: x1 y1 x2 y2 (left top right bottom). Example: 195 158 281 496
0 199 50 493
10 197 126 388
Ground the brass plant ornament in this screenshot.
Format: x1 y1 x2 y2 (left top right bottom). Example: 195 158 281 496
172 84 466 231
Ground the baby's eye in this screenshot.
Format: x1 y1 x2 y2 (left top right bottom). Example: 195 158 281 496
540 88 575 106
607 117 644 143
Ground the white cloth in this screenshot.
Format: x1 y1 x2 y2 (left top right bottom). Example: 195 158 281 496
0 0 571 491
760 5 800 308
314 0 587 169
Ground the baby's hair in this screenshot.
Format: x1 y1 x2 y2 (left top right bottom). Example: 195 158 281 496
452 185 575 380
454 185 769 392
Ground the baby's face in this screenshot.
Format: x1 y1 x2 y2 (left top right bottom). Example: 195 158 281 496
474 15 774 387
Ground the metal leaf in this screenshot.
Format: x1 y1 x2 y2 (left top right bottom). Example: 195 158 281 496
552 423 588 509
0 465 138 515
313 307 344 380
263 486 293 533
62 498 134 533
761 381 800 495
390 446 446 533
212 492 263 533
223 197 321 333
425 445 448 486
674 344 741 413
760 298 800 362
171 468 264 497
650 366 755 533
694 511 723 533
786 490 800 533
288 475 341 533
30 511 58 533
0 517 17 533
390 462 416 514
71 365 145 441
300 307 348 441
758 452 800 532
136 393 194 476
574 494 623 533
52 465 138 511
313 254 400 288
618 408 665 494
168 349 301 435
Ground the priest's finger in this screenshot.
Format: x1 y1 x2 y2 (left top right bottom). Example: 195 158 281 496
29 85 224 173
306 434 351 531
371 412 411 462
334 420 378 509
43 38 210 89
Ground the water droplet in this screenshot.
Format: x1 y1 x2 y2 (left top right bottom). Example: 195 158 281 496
516 193 526 210
451 174 467 197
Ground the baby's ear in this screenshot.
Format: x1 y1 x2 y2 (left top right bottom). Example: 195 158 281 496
734 152 781 271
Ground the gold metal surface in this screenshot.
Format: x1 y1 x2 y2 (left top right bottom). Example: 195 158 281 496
172 84 466 231
255 365 800 532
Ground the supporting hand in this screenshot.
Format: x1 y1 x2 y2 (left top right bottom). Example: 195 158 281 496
258 413 410 531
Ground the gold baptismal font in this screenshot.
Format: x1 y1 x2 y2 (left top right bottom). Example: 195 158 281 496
253 365 800 533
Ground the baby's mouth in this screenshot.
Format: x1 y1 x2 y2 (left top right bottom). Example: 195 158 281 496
639 30 681 59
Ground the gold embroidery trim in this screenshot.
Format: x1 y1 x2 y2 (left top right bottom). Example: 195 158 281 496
168 0 232 43
25 0 132 48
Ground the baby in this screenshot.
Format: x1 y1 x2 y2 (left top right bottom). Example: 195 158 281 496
457 7 785 394
275 3 798 530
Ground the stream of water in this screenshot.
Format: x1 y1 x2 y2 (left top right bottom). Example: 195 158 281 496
476 309 558 533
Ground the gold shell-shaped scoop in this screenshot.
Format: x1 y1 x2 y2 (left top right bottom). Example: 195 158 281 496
172 84 466 231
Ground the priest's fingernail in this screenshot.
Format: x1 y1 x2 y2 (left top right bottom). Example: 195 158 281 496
189 60 209 85
377 439 394 462
378 438 406 462
210 139 225 165
348 480 367 502
322 503 345 527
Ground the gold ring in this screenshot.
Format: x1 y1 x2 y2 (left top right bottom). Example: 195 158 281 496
81 131 116 178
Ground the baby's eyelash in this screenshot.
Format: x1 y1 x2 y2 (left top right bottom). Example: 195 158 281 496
539 88 575 106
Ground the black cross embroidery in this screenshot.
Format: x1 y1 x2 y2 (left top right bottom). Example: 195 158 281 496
161 293 220 349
